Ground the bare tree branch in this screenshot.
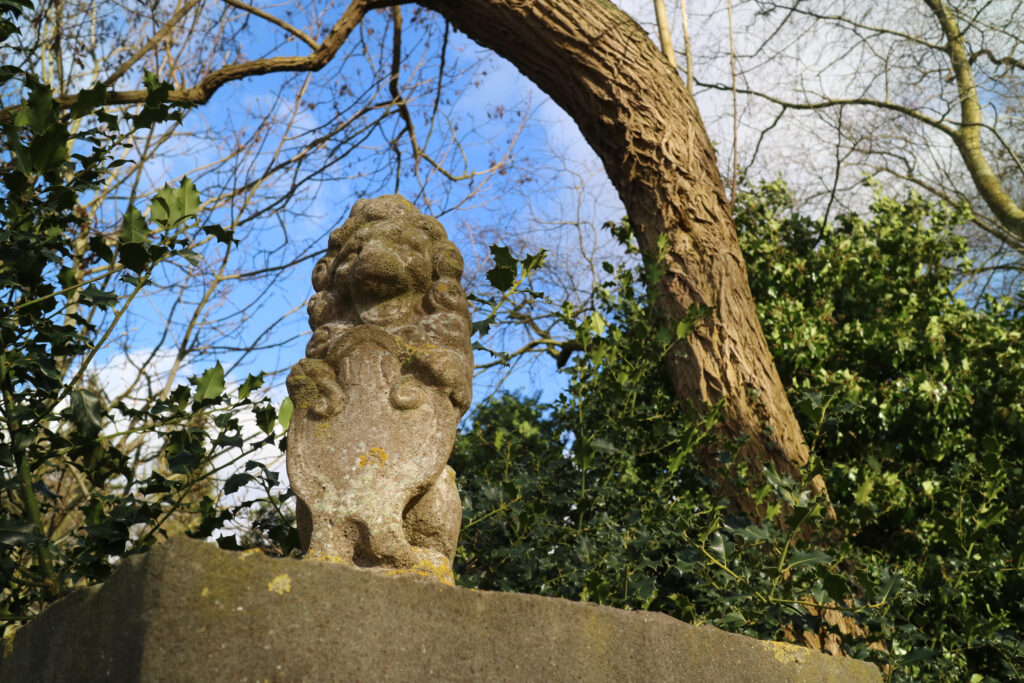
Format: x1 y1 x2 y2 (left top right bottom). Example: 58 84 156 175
923 0 1024 237
57 0 406 107
652 0 677 68
969 48 1024 73
694 78 957 136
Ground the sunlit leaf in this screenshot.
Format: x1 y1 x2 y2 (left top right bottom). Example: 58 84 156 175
193 362 225 402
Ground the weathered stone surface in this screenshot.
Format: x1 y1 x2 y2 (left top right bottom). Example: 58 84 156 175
285 195 472 584
1 536 882 682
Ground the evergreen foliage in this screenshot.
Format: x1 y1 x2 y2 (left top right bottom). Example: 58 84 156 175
0 14 293 633
454 182 1024 682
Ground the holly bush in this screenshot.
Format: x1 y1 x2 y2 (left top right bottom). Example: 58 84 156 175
740 181 1023 680
454 181 1024 682
0 8 294 635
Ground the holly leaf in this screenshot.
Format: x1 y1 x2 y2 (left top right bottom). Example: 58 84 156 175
822 573 849 603
486 244 517 292
202 223 235 245
117 204 150 272
490 244 517 270
0 518 40 545
786 549 833 571
70 83 107 119
79 284 118 309
486 265 515 293
223 472 253 495
520 249 547 274
88 234 114 264
902 648 936 664
193 362 225 402
277 397 293 430
70 388 103 437
150 177 199 229
118 208 148 245
238 373 263 400
254 404 276 435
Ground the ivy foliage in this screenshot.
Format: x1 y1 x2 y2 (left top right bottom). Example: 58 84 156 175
0 12 293 634
454 182 1024 682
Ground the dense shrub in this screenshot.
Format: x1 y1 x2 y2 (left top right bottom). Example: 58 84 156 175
454 182 1024 681
0 37 292 633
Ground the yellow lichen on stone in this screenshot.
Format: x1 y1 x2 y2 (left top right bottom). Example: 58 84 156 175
403 340 438 355
267 574 292 595
306 550 351 565
385 549 455 586
762 640 808 665
358 446 389 467
200 587 210 597
239 548 263 561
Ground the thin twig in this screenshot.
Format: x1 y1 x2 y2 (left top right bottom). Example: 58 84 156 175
223 0 319 50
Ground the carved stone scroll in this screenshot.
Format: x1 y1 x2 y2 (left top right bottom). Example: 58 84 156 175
285 195 472 585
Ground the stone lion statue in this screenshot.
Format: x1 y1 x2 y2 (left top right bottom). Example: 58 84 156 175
285 195 472 584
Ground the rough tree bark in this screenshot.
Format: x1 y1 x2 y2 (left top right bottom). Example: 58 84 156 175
420 0 816 508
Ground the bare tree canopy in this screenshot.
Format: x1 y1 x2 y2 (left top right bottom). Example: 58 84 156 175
659 0 1024 273
9 0 823 510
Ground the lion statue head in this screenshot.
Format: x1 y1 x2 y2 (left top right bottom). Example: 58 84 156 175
303 195 472 412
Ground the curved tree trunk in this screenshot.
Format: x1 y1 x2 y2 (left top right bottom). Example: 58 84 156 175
421 0 816 510
49 0 819 512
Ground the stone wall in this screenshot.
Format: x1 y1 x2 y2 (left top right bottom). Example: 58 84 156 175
2 536 881 682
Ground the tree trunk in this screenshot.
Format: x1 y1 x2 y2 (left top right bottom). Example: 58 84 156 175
422 0 814 509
